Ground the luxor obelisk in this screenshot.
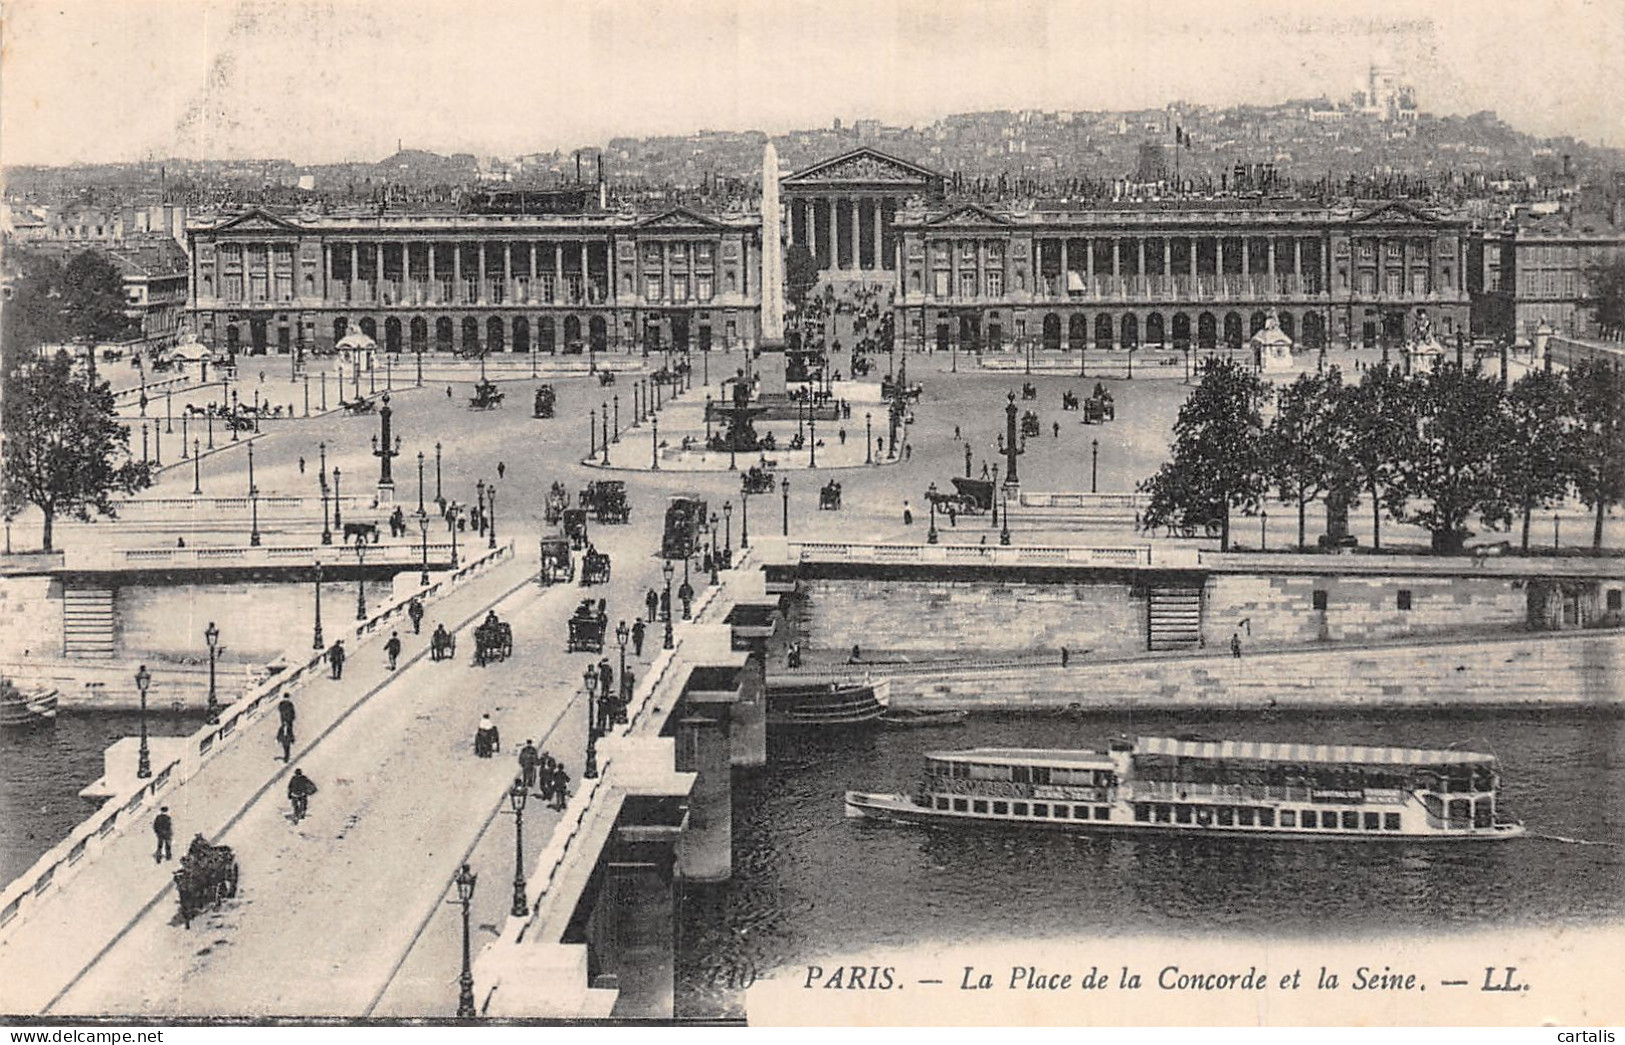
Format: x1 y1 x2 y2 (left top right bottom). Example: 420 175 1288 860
757 142 789 395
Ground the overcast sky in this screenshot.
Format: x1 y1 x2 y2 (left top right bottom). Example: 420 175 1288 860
2 0 1619 167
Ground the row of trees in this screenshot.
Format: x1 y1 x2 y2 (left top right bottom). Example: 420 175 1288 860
1140 357 1625 555
3 249 152 551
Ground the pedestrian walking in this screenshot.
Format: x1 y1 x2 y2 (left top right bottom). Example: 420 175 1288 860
474 713 500 758
385 631 402 671
659 588 671 622
288 769 318 822
645 588 658 622
298 456 306 474
447 385 453 398
903 500 913 525
954 425 962 441
1230 632 1242 660
839 428 846 445
519 740 540 791
497 461 506 480
904 442 912 461
551 765 571 811
327 639 346 680
153 806 173 863
1061 646 1070 668
1053 421 1060 439
408 597 424 635
277 696 296 762
631 618 646 656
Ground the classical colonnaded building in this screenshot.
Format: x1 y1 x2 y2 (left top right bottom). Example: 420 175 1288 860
185 147 1471 358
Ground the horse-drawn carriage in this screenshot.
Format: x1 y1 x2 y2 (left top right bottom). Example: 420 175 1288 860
1061 390 1080 411
431 627 457 661
562 508 590 550
173 835 239 929
538 536 574 585
819 480 843 511
225 414 257 432
544 482 570 525
1021 381 1038 401
596 370 616 387
580 480 630 524
1020 410 1041 439
533 384 557 419
928 477 995 517
1083 387 1116 424
881 376 923 402
473 614 513 667
740 466 776 495
339 398 376 416
469 381 505 410
567 600 608 653
661 496 709 560
580 549 612 586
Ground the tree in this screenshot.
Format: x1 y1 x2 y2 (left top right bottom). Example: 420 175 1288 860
1580 257 1625 337
1567 357 1625 549
1338 362 1417 551
1498 369 1573 551
1 250 65 376
1139 359 1268 550
59 251 134 344
1261 369 1345 549
1392 365 1511 555
784 244 819 312
2 351 153 551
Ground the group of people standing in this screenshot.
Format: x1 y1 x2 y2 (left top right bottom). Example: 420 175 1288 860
517 740 573 812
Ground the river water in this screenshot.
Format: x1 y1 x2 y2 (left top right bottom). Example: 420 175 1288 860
675 706 1625 1019
0 710 209 889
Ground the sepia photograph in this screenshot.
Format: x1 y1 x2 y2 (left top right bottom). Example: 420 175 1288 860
0 0 1621 1031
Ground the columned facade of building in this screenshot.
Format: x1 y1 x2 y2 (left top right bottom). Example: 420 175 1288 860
889 200 1470 356
185 207 762 359
779 148 946 278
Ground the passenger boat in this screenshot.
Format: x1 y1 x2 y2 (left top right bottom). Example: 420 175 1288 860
845 735 1524 840
768 678 889 727
0 683 59 728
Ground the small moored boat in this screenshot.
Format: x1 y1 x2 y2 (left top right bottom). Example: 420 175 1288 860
768 677 889 727
846 735 1525 841
0 682 59 728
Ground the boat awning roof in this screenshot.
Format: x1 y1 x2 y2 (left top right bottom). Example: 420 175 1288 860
1136 736 1496 766
927 748 1114 768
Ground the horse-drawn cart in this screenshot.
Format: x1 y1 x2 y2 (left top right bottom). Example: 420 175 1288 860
469 381 505 411
568 610 607 653
544 482 570 525
533 384 557 419
562 508 589 550
473 617 513 667
173 835 239 929
539 537 574 585
580 480 630 524
818 480 843 510
580 549 612 586
740 466 776 495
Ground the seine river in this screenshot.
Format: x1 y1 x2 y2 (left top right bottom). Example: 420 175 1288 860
675 707 1624 1019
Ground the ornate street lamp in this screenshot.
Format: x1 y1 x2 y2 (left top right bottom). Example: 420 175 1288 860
192 439 202 495
135 664 152 779
1260 509 1268 551
781 476 790 538
476 480 486 538
449 504 460 569
1091 439 1099 494
583 665 600 779
487 485 497 550
417 451 426 516
808 417 817 468
709 514 720 584
507 777 529 918
739 482 750 549
662 559 675 650
332 467 343 531
312 561 324 651
865 412 873 464
927 483 940 544
651 416 660 471
452 864 477 1018
723 502 733 566
615 619 629 712
419 511 431 586
612 395 620 442
355 540 368 621
204 621 221 724
589 407 597 460
435 441 443 502
600 401 610 465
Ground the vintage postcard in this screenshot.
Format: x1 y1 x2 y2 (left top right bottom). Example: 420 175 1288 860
1 0 1620 1031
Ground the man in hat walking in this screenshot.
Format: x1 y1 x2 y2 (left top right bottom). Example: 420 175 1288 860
153 807 174 863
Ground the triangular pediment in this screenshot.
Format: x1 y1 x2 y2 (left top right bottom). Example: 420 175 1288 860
209 207 307 233
781 147 942 187
636 206 727 230
1349 201 1440 226
927 204 1010 227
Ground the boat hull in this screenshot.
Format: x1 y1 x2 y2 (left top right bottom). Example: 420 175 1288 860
843 790 1526 841
0 688 59 728
768 678 890 727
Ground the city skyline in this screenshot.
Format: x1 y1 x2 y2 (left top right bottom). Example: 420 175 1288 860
2 0 1621 168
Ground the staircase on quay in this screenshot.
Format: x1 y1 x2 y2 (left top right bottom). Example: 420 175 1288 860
61 587 116 659
1146 585 1203 651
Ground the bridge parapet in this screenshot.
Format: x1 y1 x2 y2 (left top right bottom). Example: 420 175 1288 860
61 542 458 573
0 540 515 944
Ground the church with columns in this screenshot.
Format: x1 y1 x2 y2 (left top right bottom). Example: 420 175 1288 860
184 145 1469 360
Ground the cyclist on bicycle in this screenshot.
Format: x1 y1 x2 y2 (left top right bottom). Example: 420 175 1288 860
288 768 318 822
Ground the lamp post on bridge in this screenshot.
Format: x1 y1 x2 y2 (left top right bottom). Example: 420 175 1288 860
781 476 790 538
332 468 343 532
181 416 189 460
487 485 497 550
1091 439 1099 494
662 559 675 650
166 389 173 433
507 778 529 918
739 483 750 550
417 452 426 516
616 619 630 715
583 664 600 779
135 664 152 779
709 513 720 584
312 562 324 651
419 512 430 587
927 483 940 544
204 621 221 725
435 442 443 503
452 864 477 1019
723 501 733 567
193 439 202 495
808 417 817 469
248 441 261 546
354 537 367 620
